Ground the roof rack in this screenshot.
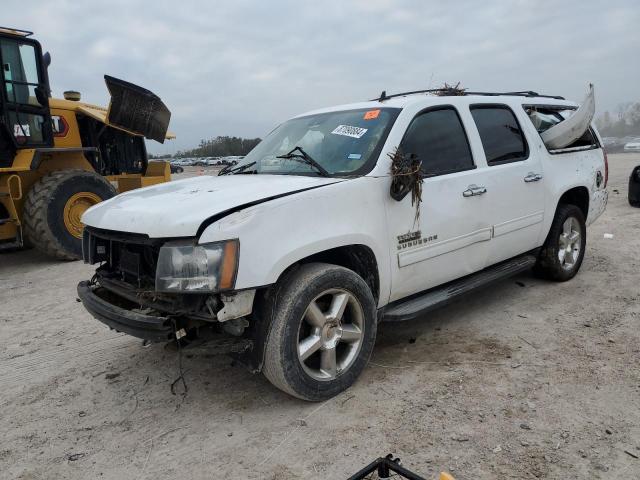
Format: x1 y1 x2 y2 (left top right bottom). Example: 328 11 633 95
0 26 34 37
465 90 565 100
372 89 565 102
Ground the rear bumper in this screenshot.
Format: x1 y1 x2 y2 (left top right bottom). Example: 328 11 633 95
77 281 174 341
587 188 608 226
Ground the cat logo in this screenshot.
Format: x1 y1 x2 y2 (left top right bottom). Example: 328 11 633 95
13 124 30 137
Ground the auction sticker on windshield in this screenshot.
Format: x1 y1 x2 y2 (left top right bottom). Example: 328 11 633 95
331 125 368 139
363 109 380 120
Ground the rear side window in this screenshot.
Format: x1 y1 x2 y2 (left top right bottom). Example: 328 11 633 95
400 107 474 177
470 105 528 165
527 108 562 133
525 106 599 151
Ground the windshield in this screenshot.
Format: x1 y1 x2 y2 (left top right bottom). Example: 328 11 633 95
231 107 400 176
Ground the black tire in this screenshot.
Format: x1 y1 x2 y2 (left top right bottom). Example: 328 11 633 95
629 165 640 207
534 204 586 281
23 170 116 260
176 166 184 174
262 263 377 401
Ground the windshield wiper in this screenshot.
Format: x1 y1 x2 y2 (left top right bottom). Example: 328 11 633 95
276 146 330 177
219 161 257 176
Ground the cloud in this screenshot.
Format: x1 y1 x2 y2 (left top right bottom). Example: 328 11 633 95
4 0 639 153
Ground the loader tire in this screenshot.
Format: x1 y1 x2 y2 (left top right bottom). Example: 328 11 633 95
23 170 116 260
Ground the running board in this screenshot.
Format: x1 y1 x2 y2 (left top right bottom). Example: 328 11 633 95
382 254 537 322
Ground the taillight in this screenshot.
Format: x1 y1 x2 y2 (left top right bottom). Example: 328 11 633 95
603 151 609 188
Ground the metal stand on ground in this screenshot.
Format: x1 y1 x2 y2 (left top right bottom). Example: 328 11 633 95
347 454 427 480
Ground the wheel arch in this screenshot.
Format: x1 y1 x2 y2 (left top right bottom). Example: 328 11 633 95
556 186 589 218
274 244 380 303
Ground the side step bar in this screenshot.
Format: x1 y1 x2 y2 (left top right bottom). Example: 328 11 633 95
381 254 537 322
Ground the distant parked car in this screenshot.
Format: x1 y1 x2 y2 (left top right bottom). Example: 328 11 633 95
149 160 183 174
172 158 195 167
219 156 240 166
205 158 224 166
623 138 640 152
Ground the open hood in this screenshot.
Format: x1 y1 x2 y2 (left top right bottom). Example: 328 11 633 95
82 174 344 238
103 75 171 143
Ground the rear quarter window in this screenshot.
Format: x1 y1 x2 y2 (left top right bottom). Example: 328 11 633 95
524 106 600 152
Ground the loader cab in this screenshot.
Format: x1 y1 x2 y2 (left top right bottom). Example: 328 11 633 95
0 27 53 165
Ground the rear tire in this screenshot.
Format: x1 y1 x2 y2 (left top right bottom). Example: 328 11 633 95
262 263 377 401
534 204 586 281
23 170 116 260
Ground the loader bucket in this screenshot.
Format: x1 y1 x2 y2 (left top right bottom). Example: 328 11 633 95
104 75 171 143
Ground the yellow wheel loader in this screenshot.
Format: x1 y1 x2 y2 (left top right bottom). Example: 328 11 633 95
0 27 174 260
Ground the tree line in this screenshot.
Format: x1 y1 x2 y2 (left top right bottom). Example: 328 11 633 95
149 135 262 159
181 135 262 158
595 102 640 138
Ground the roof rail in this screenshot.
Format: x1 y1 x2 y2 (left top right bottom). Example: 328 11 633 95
372 89 565 102
373 89 450 102
465 91 565 100
0 26 34 37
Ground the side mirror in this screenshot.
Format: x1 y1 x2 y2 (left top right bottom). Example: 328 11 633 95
389 147 424 221
390 172 413 201
389 149 422 202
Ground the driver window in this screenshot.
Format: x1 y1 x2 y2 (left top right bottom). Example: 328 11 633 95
400 107 475 177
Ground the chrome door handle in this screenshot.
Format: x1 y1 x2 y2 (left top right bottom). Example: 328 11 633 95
524 172 543 183
462 184 487 197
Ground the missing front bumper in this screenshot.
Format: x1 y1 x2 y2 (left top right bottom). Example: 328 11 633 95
77 281 174 341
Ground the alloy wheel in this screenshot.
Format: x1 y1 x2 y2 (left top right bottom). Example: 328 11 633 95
296 288 365 381
558 216 582 270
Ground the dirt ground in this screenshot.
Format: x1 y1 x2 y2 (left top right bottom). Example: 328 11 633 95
1 154 639 480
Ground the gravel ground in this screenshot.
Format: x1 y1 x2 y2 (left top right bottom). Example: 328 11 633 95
1 154 639 479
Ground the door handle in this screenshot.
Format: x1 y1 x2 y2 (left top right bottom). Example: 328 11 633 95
462 184 487 197
524 172 543 183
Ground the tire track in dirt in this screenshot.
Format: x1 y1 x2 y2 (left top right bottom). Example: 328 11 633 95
0 334 135 389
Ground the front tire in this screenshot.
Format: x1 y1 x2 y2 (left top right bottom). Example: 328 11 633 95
23 170 116 260
262 263 377 401
534 204 586 281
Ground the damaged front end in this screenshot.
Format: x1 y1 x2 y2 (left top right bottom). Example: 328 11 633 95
77 227 255 353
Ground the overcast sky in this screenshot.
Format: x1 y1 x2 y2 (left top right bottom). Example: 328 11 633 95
5 0 639 153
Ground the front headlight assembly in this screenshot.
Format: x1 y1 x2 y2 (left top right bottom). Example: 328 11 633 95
155 239 239 293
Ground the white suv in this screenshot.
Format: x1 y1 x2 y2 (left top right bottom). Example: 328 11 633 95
78 89 608 401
